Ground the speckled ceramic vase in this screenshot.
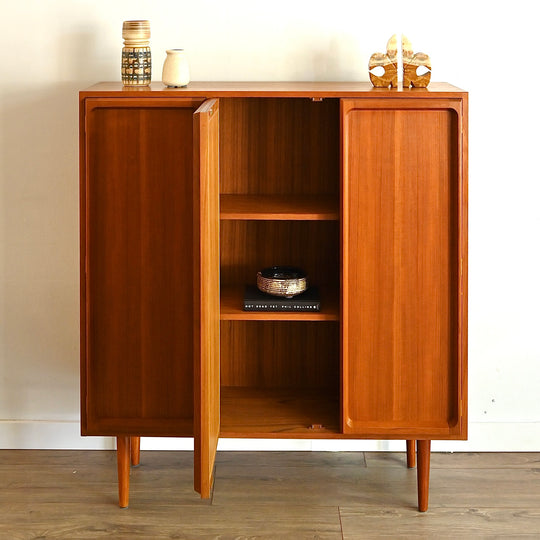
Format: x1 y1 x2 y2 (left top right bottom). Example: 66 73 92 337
162 49 190 87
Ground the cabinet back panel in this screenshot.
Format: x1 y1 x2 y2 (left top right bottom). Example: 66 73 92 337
342 106 460 434
220 221 339 288
219 98 339 195
84 106 195 433
220 321 339 390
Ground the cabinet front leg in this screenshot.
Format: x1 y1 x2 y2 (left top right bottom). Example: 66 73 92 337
417 440 431 512
130 436 141 467
117 436 130 508
406 440 416 468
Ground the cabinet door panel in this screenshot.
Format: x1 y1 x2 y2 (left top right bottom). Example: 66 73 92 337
82 98 203 436
193 99 220 498
341 99 466 438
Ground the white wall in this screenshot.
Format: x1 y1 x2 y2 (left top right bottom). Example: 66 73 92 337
1 0 539 451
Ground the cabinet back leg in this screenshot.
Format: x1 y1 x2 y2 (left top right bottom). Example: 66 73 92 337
117 436 130 508
417 440 431 512
130 436 141 466
406 440 416 468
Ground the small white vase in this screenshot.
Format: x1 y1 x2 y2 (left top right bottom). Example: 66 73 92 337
162 49 190 87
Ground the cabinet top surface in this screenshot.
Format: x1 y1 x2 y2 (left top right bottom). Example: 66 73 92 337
81 81 466 98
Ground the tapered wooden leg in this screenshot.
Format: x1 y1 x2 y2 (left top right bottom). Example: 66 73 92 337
117 436 130 508
406 440 416 468
417 440 431 512
130 436 141 467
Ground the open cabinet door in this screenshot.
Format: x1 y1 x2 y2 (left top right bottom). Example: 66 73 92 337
193 99 220 498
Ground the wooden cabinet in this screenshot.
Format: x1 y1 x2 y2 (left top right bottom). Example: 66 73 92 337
80 82 468 511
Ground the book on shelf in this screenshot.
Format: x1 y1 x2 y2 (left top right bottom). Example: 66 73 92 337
243 285 320 312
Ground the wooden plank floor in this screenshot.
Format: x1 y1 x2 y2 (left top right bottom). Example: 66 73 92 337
1 450 540 538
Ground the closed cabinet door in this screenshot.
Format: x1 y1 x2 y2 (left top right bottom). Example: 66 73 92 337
81 97 213 438
340 98 467 439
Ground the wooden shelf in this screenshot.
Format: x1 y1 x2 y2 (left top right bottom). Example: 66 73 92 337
220 387 339 437
220 286 339 321
220 194 339 221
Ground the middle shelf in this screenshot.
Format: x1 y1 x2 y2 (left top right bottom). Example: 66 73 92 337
220 285 339 321
220 193 339 221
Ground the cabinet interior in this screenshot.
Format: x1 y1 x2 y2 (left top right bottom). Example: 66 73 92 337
218 98 341 435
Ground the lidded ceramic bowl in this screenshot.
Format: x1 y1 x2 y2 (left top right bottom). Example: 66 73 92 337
256 266 308 298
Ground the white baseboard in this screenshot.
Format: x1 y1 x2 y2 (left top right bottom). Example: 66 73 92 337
1 421 539 451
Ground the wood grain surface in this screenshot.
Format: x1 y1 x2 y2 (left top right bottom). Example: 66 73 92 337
82 99 202 436
193 99 221 499
220 220 339 289
219 97 339 196
220 387 340 436
368 34 399 88
81 81 466 97
220 320 339 389
220 194 339 220
80 87 468 511
341 99 465 439
2 450 539 538
220 285 339 321
116 436 130 508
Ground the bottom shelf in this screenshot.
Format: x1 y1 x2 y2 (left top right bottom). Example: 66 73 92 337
220 387 339 438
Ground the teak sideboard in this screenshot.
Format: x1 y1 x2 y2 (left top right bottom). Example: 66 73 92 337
79 82 468 511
